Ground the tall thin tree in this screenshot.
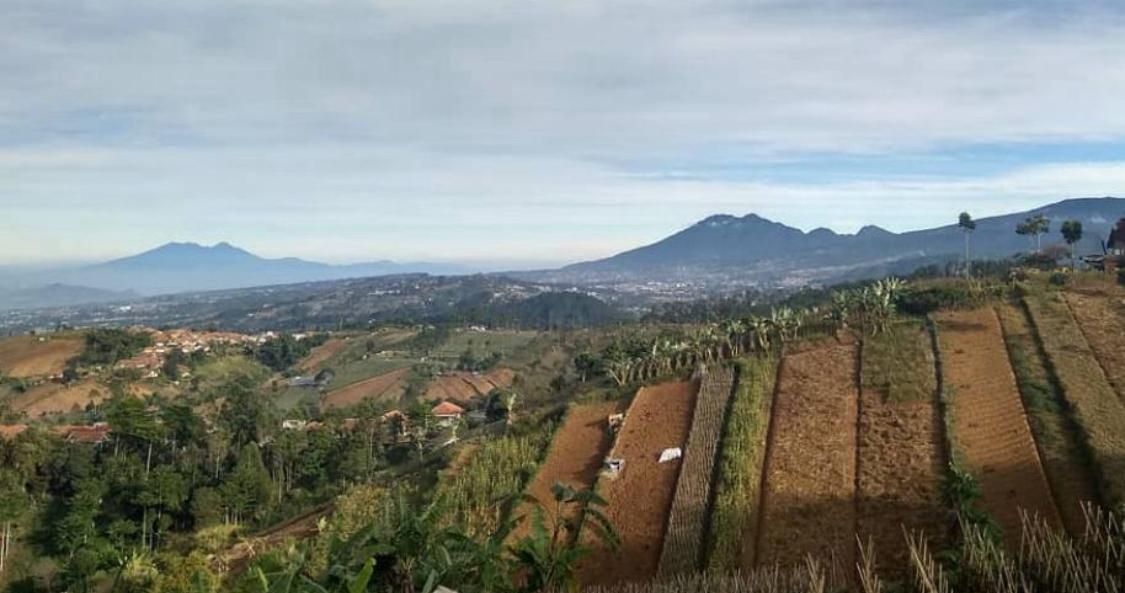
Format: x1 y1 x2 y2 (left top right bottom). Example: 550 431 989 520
958 212 976 276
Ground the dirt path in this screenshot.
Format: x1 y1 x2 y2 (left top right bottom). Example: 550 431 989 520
857 330 947 581
1065 291 1125 405
935 309 1062 539
580 381 698 586
511 401 623 542
995 303 1100 537
755 343 858 572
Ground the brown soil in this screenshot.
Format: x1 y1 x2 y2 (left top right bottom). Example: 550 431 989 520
321 367 409 408
857 333 947 580
0 336 83 378
11 379 109 417
995 302 1100 537
425 369 515 402
297 338 347 372
936 309 1063 539
1064 291 1125 405
755 343 858 572
580 381 698 586
511 401 623 542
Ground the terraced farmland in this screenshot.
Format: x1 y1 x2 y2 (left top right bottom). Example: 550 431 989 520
580 380 698 586
1024 292 1125 507
754 343 858 571
659 366 735 576
935 308 1061 538
707 356 777 572
1064 290 1125 403
856 323 947 578
511 401 623 542
995 302 1100 536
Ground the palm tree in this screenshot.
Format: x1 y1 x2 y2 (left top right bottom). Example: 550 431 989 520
958 212 976 276
1016 214 1050 252
1061 219 1083 268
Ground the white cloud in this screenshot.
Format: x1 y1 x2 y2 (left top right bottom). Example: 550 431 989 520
1 0 1124 264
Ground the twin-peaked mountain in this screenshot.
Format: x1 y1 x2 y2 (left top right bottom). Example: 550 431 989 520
547 197 1124 284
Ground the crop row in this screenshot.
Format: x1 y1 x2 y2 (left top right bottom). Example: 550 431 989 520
704 356 778 572
1023 293 1125 507
433 424 554 538
658 366 735 575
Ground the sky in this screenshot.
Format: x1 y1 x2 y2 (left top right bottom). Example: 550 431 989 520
3 0 1125 269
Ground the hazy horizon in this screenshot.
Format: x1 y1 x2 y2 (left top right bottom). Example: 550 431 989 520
5 0 1125 266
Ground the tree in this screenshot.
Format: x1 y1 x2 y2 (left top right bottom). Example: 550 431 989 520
0 470 28 575
508 482 618 593
1061 219 1083 267
1016 214 1050 253
222 443 273 524
958 212 976 276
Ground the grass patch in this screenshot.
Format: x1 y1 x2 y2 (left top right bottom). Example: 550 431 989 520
705 355 777 572
861 320 936 403
1023 293 1125 508
193 355 268 388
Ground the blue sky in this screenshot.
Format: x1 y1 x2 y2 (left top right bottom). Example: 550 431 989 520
2 0 1125 268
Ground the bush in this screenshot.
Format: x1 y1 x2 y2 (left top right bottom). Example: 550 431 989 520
1048 271 1070 286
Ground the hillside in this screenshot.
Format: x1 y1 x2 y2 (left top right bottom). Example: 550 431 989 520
545 197 1125 285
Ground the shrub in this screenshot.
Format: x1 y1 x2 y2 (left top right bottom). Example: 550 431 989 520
1048 271 1070 286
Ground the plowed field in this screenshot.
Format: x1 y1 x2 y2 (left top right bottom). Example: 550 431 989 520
425 369 516 402
11 379 109 417
996 302 1100 536
297 338 347 372
511 401 623 542
1065 291 1125 404
580 381 698 586
935 309 1062 538
321 367 409 408
857 326 946 579
755 343 858 571
0 336 82 378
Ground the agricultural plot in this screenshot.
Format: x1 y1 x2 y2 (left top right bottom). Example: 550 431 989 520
935 308 1062 538
10 379 108 417
0 335 83 378
706 356 777 572
659 366 735 576
425 368 516 402
755 343 858 571
321 367 410 409
1023 293 1125 507
995 303 1100 536
857 322 946 578
510 401 623 542
433 426 554 539
580 380 698 586
1064 291 1125 404
296 338 347 372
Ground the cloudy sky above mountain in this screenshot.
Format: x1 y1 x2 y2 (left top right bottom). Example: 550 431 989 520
3 0 1125 266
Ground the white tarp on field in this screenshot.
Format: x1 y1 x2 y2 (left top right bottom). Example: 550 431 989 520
658 447 682 463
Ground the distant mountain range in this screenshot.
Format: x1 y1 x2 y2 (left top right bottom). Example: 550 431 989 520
0 243 467 310
3 197 1123 313
538 197 1125 286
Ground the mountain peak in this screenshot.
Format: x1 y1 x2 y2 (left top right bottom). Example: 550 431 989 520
857 224 894 237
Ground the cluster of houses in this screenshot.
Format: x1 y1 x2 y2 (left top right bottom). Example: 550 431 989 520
113 328 283 378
